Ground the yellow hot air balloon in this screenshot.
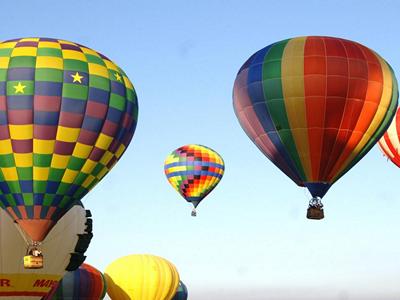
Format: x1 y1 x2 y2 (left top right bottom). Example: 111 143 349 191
105 254 180 300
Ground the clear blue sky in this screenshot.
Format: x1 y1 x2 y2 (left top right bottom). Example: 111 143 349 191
3 0 400 299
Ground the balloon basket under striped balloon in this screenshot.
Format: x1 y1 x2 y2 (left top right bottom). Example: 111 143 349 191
307 206 324 220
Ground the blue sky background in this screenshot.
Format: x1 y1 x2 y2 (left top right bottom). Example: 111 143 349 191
2 0 400 299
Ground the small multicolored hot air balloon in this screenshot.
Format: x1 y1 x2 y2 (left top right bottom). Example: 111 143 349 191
0 203 91 299
105 254 180 300
0 37 138 263
378 107 400 167
233 36 398 219
172 281 188 300
42 263 107 300
164 144 225 216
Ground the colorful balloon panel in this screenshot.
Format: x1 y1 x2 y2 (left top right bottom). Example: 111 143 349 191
0 37 138 241
105 254 180 300
43 263 106 300
378 107 400 167
233 36 398 198
164 144 224 207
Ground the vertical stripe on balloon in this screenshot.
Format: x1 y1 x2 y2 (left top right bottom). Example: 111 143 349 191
332 51 392 180
303 36 327 181
281 36 312 180
378 105 400 168
261 40 306 181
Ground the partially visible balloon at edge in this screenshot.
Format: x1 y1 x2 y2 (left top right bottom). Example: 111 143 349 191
0 203 91 299
0 37 138 244
172 281 188 300
105 254 180 300
378 106 400 167
42 263 106 300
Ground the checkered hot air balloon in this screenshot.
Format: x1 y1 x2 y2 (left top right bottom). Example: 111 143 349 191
233 36 398 219
164 144 224 216
0 37 138 258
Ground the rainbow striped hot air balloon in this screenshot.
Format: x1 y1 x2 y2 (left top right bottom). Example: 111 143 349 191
42 263 107 300
164 144 224 216
233 36 398 219
0 37 138 262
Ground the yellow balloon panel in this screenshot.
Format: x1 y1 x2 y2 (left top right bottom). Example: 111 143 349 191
105 255 179 300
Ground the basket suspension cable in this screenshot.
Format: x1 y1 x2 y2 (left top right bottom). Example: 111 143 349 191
13 222 31 246
309 196 323 209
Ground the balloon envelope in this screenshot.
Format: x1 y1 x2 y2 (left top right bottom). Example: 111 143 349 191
105 254 180 300
233 36 398 199
172 281 188 300
0 203 91 299
378 107 400 167
0 37 138 242
43 263 106 300
164 144 224 208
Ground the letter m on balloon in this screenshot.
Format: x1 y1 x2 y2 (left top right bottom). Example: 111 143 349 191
33 279 55 288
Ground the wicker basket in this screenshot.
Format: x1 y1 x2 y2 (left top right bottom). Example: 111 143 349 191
307 207 324 220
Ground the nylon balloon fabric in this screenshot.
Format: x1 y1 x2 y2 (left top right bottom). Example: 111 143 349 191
0 37 138 242
172 281 188 300
43 263 107 300
233 36 398 198
164 144 224 207
378 107 400 167
105 254 180 300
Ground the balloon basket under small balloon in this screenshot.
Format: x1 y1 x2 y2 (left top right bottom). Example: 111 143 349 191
306 206 324 220
191 208 197 217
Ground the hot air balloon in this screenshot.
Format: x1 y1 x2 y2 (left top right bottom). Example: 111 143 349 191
378 107 400 166
233 36 398 219
0 202 92 299
0 37 138 265
105 254 180 300
164 144 224 216
42 263 107 300
172 281 188 300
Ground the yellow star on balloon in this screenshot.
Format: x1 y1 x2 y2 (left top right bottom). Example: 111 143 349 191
14 82 26 94
115 72 122 82
71 72 84 83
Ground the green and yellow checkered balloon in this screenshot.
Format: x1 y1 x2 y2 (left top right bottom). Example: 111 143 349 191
0 37 138 242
